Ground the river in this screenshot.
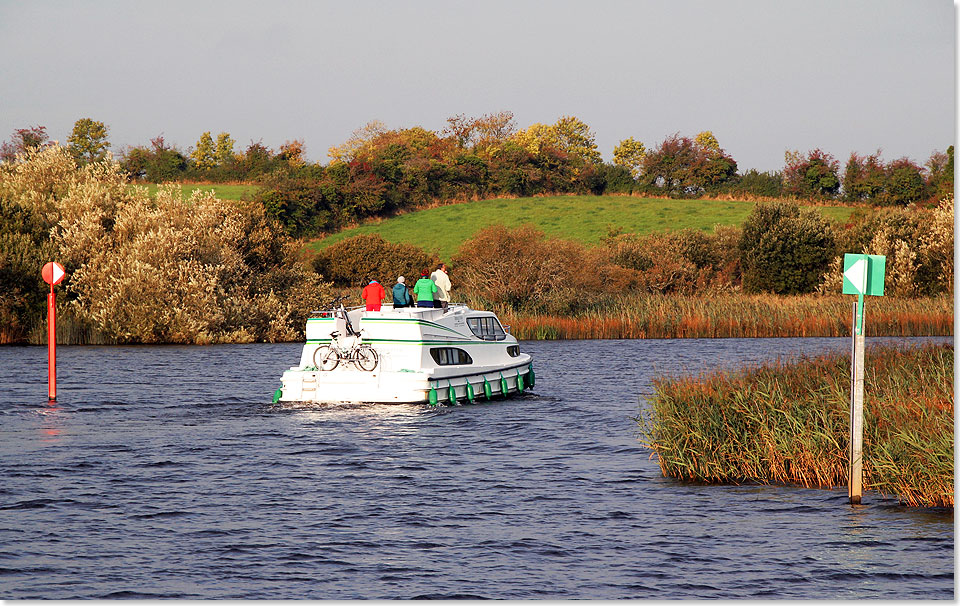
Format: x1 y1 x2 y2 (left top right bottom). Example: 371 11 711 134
0 337 952 599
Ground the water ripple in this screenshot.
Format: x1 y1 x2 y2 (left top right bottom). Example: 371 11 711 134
0 337 952 599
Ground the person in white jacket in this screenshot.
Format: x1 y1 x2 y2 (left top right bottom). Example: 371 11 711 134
430 263 452 311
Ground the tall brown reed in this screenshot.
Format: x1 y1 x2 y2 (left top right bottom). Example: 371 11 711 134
504 294 952 340
639 343 953 507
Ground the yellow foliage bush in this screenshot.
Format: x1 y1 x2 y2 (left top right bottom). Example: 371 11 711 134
823 196 954 297
1 146 329 343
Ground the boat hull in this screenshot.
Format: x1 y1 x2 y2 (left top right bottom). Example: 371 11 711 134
278 356 534 405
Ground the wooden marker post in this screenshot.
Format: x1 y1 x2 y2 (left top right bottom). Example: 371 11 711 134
41 262 66 401
841 254 885 505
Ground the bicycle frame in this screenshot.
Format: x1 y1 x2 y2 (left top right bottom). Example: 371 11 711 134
312 296 379 372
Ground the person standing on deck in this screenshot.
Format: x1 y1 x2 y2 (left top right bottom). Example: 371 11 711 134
412 270 437 308
431 263 451 311
362 279 385 311
392 276 412 308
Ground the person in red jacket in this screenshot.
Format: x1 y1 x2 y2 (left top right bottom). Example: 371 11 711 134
361 279 386 311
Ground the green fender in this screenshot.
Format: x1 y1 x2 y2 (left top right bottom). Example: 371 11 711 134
500 373 508 396
272 388 282 404
448 381 457 406
517 371 525 392
466 382 475 402
528 365 535 388
428 386 438 407
483 379 492 400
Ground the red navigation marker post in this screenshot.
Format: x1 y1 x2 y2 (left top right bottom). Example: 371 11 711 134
41 262 66 401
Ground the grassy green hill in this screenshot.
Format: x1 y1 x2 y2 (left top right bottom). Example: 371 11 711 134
134 183 260 201
305 195 856 260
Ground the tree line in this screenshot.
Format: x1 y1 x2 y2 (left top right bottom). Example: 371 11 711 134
0 143 951 344
1 113 953 239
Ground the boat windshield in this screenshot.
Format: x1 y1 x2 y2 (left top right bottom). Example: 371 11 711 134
467 316 507 341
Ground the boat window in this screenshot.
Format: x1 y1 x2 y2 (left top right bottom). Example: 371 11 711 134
507 345 520 357
430 347 473 366
467 316 507 341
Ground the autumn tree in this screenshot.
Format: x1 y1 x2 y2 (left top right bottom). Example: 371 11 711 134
782 149 840 199
925 146 953 200
67 117 111 164
612 137 646 178
328 120 389 163
512 122 559 156
214 132 236 167
279 139 307 167
191 131 216 170
883 158 925 206
552 116 602 165
842 151 885 202
120 135 188 182
0 126 51 162
641 133 737 197
692 131 738 189
512 116 601 166
444 111 516 156
694 130 720 152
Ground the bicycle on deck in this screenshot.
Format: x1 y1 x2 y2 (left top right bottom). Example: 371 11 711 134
310 295 379 372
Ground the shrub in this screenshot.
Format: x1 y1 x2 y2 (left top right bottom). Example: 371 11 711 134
255 172 334 237
598 163 635 194
723 169 783 198
826 198 953 297
0 145 327 344
452 224 632 313
312 233 440 288
921 196 954 293
605 227 737 294
606 232 696 293
739 201 835 294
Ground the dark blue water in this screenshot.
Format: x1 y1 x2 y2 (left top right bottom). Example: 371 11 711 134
0 337 952 599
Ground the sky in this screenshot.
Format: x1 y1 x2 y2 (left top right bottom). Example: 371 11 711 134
0 0 955 172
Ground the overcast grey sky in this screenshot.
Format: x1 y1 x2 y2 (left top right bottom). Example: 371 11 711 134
0 0 954 172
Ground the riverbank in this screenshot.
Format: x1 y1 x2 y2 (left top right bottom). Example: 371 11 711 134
639 342 953 508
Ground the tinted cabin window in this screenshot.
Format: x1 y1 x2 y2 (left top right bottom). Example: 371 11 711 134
507 345 520 357
430 347 473 366
467 316 507 341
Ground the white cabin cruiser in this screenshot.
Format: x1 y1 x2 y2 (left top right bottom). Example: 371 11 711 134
274 298 534 405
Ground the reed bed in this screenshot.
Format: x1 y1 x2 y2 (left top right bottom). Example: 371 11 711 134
503 294 953 340
639 343 954 507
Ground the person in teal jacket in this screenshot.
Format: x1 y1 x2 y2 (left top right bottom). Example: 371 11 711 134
392 276 412 308
412 270 437 308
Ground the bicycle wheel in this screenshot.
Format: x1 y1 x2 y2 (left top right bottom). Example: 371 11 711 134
313 345 340 371
354 345 379 371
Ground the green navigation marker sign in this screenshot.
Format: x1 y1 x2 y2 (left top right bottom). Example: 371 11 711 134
842 254 885 296
842 253 885 336
841 253 885 505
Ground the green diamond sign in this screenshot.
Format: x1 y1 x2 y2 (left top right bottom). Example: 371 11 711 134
842 254 885 297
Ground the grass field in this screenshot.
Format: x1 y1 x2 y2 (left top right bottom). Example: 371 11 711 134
305 195 856 260
134 183 260 201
